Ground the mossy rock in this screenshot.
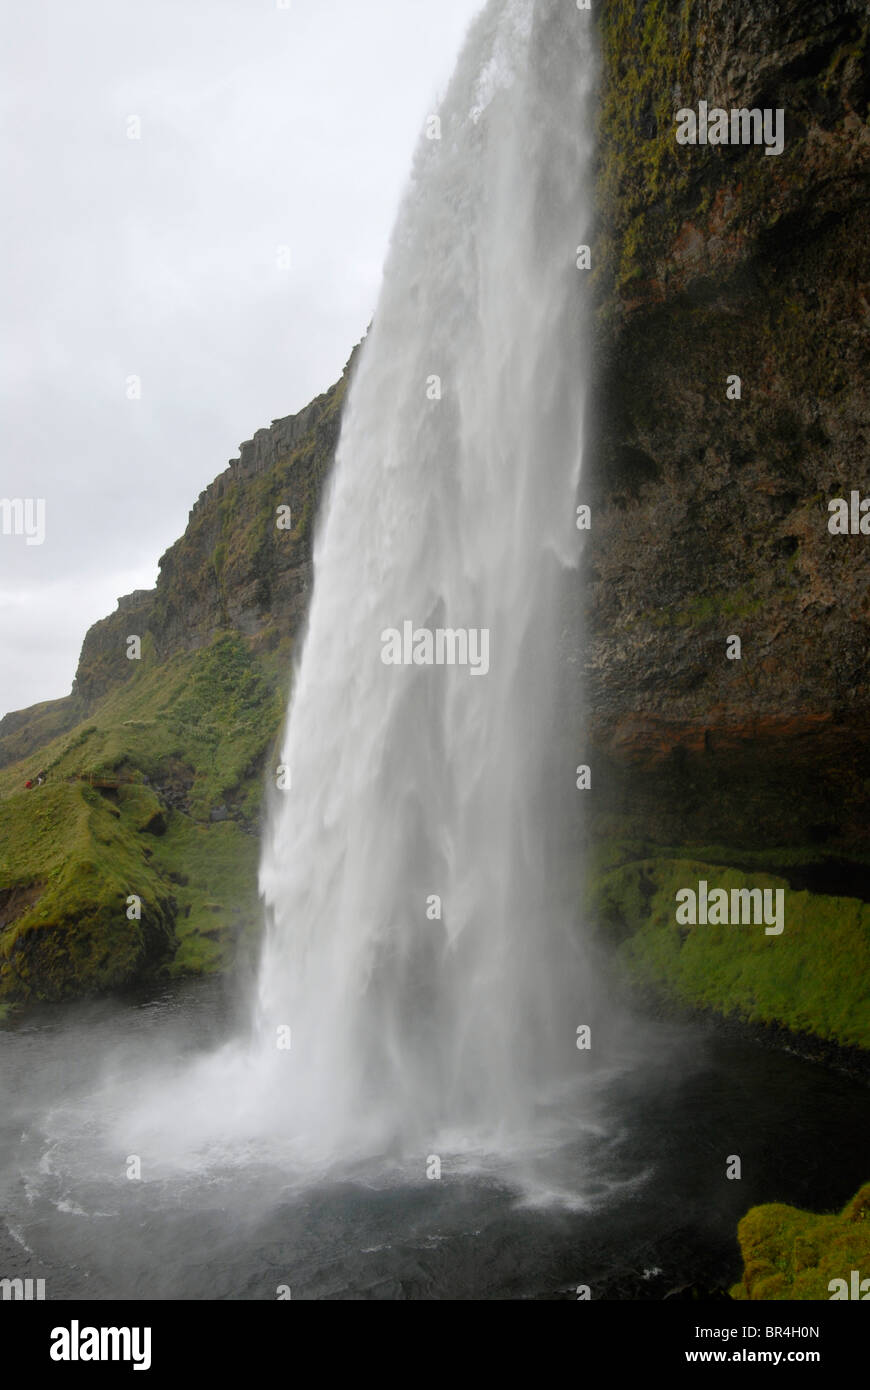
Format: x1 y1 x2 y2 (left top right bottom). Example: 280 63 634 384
732 1183 870 1300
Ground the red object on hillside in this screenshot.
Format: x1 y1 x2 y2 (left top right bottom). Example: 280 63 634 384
24 780 33 789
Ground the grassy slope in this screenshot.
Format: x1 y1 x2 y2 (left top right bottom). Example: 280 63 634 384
0 631 284 1001
0 780 174 999
0 357 355 1004
587 844 870 1050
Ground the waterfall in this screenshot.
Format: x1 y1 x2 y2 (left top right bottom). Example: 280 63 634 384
16 0 609 1209
252 0 599 1162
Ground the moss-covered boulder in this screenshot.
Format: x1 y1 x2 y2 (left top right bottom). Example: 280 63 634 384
732 1183 870 1300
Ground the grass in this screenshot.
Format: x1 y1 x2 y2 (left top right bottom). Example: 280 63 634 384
0 780 175 1001
587 852 870 1048
0 631 283 1001
0 633 283 810
149 814 261 977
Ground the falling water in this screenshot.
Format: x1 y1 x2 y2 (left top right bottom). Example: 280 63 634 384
6 0 604 1205
253 0 599 1161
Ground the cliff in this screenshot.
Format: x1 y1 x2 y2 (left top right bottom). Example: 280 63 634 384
0 347 359 1000
580 0 870 1059
589 0 869 806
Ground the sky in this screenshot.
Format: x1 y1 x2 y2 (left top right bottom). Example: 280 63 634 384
0 0 484 719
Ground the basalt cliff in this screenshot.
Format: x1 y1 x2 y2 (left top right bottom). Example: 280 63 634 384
578 0 870 1068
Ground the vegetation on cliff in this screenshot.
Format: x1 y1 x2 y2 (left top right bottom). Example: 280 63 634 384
0 351 358 1002
588 846 870 1050
583 0 870 1053
0 634 275 999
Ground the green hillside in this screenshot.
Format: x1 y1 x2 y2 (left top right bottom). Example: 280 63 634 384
0 632 283 1001
0 348 358 1004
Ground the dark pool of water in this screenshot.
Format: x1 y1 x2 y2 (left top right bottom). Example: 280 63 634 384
1 978 867 1300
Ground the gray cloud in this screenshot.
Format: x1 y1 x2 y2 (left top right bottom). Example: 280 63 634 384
0 0 483 716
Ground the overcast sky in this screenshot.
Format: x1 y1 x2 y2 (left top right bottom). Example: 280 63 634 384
0 0 483 719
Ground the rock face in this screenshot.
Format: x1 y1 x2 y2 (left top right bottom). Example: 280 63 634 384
586 0 870 856
573 0 870 1065
146 365 354 663
73 590 157 708
80 350 358 690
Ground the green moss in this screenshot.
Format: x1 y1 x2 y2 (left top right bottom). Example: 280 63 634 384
732 1184 870 1300
640 586 766 629
595 1 866 329
149 814 261 977
587 853 870 1048
0 782 176 1001
2 634 282 816
596 0 694 299
163 633 282 818
0 631 282 1000
117 783 166 834
820 16 869 94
